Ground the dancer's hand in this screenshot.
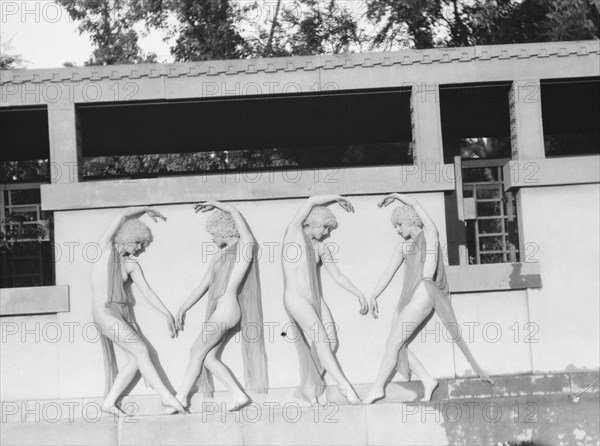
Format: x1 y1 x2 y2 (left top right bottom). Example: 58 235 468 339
145 207 167 222
176 308 187 332
377 193 417 208
194 201 233 213
357 295 369 315
335 196 354 213
166 313 178 338
370 297 379 319
393 194 417 206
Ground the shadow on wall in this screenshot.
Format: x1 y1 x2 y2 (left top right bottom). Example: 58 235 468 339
440 392 599 445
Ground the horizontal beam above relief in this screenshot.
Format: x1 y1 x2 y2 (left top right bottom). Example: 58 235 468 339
1 41 598 107
40 165 456 211
503 156 600 190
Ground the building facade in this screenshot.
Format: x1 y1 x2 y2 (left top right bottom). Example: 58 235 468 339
1 40 598 405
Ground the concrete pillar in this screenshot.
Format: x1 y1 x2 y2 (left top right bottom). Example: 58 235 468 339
509 80 546 160
47 102 82 184
410 83 444 164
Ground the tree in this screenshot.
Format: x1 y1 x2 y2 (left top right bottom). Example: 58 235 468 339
366 0 600 49
57 0 600 179
56 0 156 65
0 54 25 70
134 0 247 61
0 38 26 70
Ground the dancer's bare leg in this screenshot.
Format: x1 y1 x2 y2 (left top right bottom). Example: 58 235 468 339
97 315 185 414
407 350 439 402
318 300 338 405
170 298 240 412
204 348 249 411
320 300 339 354
364 285 434 404
287 296 361 405
102 352 138 415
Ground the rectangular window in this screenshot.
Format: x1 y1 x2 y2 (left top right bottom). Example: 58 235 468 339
542 77 600 157
78 89 414 180
440 83 519 265
1 184 54 288
460 158 519 264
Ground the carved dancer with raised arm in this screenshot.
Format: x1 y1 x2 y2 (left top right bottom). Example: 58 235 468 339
282 195 368 406
92 206 185 416
165 201 268 413
364 194 493 404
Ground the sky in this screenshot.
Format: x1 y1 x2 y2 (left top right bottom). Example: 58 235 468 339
0 0 380 69
1 0 405 70
0 0 172 69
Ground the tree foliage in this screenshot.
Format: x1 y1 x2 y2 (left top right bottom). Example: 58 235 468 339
0 53 26 70
56 0 156 65
366 0 600 49
42 0 600 178
0 38 26 70
133 0 248 61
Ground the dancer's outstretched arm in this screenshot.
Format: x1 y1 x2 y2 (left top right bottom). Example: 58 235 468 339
320 244 368 315
176 267 211 331
378 194 439 279
127 261 178 338
369 240 405 319
98 206 166 250
194 201 255 294
286 195 354 232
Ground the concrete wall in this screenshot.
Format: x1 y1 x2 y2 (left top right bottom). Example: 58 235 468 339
1 188 598 397
517 183 600 373
2 193 531 399
2 181 599 400
1 40 599 402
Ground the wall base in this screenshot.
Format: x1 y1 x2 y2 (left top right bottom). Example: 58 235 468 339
2 372 598 445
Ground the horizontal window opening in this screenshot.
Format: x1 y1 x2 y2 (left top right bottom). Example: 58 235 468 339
83 143 412 180
541 77 600 157
78 89 413 180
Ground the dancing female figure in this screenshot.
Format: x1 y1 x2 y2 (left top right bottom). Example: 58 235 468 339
167 201 268 413
92 206 185 415
282 195 368 405
364 194 493 404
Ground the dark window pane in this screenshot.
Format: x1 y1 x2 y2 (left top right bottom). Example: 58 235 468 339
479 219 503 234
0 242 54 288
480 253 504 264
82 142 413 180
464 167 499 182
476 185 501 200
6 210 38 222
480 237 504 252
9 189 41 205
544 133 600 157
460 137 511 159
477 202 501 217
0 160 50 182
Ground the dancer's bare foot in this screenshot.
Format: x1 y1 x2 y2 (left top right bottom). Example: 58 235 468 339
481 374 495 385
101 402 124 418
363 387 385 405
338 384 362 405
160 394 186 415
225 391 250 412
317 390 328 406
420 378 439 402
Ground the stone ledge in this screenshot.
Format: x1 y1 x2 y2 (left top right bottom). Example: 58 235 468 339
40 165 455 211
503 155 600 190
1 390 598 446
1 41 598 86
0 285 70 316
447 262 542 293
2 372 597 420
